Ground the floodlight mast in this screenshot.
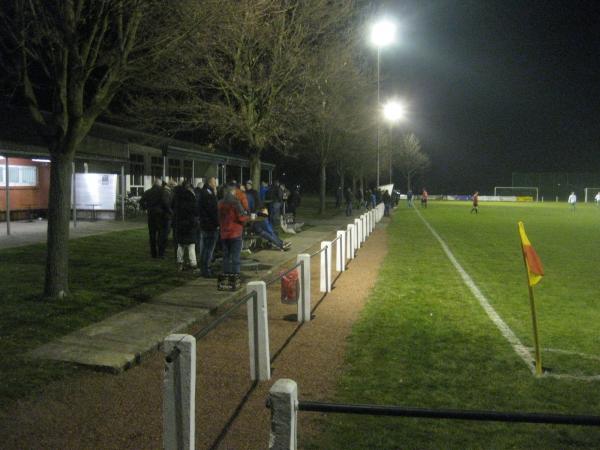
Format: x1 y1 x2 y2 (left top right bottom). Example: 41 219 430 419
370 19 397 187
382 99 407 183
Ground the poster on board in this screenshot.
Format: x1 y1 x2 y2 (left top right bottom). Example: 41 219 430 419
74 173 117 210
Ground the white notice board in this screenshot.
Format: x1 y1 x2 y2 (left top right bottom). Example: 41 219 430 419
74 173 117 210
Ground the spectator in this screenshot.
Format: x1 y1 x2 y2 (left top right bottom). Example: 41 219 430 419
252 208 291 251
198 176 219 278
244 180 259 213
174 180 200 272
344 187 353 217
382 190 391 217
268 180 283 225
259 181 269 203
335 186 342 209
139 179 164 258
355 187 363 210
218 184 249 276
287 185 301 218
365 189 372 210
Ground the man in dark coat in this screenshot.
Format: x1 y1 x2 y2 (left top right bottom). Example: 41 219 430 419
244 180 259 213
344 187 353 217
198 176 219 278
173 180 199 271
139 179 164 258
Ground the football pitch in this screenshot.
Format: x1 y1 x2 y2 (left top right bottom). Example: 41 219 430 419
306 201 600 449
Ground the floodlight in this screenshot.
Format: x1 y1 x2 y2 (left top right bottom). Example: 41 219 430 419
370 19 397 48
383 99 407 123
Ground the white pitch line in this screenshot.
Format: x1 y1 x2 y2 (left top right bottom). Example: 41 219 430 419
415 210 537 374
415 209 600 381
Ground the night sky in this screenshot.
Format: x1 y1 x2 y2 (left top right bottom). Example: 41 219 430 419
379 0 600 194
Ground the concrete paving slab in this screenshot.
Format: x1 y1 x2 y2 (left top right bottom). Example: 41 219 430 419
27 211 367 373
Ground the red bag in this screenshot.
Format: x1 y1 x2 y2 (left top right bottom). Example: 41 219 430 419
281 269 299 304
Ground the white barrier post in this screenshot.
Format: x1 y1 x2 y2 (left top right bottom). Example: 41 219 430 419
247 281 271 381
346 224 355 260
268 379 298 450
336 230 346 272
163 334 196 450
297 254 311 322
354 218 361 248
365 213 370 237
320 241 332 293
362 214 367 241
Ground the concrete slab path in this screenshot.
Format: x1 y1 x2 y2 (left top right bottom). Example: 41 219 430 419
0 218 145 249
28 214 362 373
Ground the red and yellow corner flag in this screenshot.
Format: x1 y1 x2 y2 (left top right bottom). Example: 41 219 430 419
518 221 544 286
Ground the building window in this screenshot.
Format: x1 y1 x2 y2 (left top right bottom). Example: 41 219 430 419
129 153 145 196
151 156 163 181
183 160 193 182
168 158 181 181
0 165 37 187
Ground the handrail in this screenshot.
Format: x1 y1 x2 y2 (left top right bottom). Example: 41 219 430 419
297 401 600 427
310 246 327 257
265 260 303 287
164 291 257 362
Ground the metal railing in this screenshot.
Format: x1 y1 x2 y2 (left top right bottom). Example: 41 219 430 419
298 401 600 426
267 379 600 449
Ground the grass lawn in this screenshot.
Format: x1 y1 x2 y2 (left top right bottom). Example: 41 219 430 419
0 227 194 405
305 201 600 449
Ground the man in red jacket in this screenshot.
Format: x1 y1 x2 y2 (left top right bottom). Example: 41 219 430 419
218 183 249 276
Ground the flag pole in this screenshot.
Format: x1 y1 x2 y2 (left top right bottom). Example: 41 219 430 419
519 235 543 376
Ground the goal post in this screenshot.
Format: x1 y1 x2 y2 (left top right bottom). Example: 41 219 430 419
584 188 600 203
493 186 539 202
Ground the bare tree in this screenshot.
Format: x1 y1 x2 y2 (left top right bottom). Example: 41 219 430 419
395 133 430 191
0 0 193 298
178 0 357 187
300 35 372 213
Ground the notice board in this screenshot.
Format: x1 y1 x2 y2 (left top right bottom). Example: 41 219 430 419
74 173 117 210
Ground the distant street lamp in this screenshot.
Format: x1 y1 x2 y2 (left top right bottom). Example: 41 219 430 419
383 99 407 183
370 18 397 187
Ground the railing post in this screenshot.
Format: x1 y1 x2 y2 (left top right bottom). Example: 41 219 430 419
296 254 311 323
268 379 298 450
336 230 346 272
320 241 332 293
247 281 271 381
362 214 367 241
163 334 196 450
354 218 362 248
371 209 376 231
365 213 370 237
346 224 355 259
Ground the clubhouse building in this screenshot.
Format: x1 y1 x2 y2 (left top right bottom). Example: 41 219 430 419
0 108 274 225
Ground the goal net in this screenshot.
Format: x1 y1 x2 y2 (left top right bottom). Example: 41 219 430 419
493 186 539 202
584 188 600 203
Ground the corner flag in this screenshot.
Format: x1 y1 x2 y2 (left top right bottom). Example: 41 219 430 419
518 221 544 286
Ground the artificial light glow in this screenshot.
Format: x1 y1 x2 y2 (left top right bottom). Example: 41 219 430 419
370 19 397 48
32 158 51 163
383 99 407 122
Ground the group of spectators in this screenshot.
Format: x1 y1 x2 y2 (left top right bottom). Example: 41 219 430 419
140 178 297 279
336 186 386 217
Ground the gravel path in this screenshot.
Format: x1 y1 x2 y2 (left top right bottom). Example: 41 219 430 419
0 223 389 449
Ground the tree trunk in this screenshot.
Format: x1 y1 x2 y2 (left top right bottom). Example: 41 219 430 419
406 173 411 191
44 152 75 298
319 161 326 215
249 151 261 188
339 166 345 192
352 175 356 192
